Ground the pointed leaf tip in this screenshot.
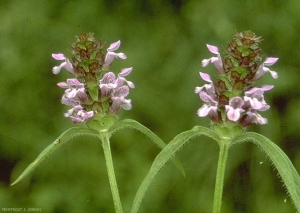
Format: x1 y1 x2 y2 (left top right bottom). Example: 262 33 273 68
11 127 99 186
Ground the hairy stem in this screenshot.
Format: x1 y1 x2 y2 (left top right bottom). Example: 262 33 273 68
101 134 123 213
212 142 229 213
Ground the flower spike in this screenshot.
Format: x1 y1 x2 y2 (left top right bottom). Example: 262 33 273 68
52 33 134 123
196 30 278 127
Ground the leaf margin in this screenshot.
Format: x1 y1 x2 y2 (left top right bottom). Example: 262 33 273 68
11 127 99 186
233 132 300 211
130 126 219 213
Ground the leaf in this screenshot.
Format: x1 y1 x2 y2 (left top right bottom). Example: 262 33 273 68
233 132 300 211
131 126 219 213
11 127 99 186
109 119 166 148
109 119 186 178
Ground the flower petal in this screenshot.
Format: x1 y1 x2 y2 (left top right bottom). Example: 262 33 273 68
113 86 130 97
253 58 279 80
195 86 204 94
119 67 133 77
261 85 274 91
226 106 244 121
100 72 116 84
201 59 210 67
199 72 212 82
268 69 278 79
64 59 74 74
255 113 268 124
52 53 66 60
197 105 210 117
66 78 83 87
116 52 127 59
107 40 121 52
57 82 69 88
105 52 127 65
206 44 219 55
245 85 274 96
52 62 66 74
229 97 244 108
121 99 132 110
264 57 278 66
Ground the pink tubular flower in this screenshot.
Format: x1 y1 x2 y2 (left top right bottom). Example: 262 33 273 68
99 72 118 96
52 54 74 74
110 86 132 113
240 111 268 126
57 78 84 91
201 44 224 74
116 67 135 88
57 78 87 106
197 92 219 121
244 85 273 111
225 97 245 122
195 72 221 122
99 67 134 113
238 85 273 126
253 57 279 80
195 72 216 99
64 105 94 123
99 67 134 97
104 40 127 66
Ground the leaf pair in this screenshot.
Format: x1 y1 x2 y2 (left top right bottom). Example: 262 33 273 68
11 119 185 185
11 119 185 186
131 126 300 213
11 123 300 212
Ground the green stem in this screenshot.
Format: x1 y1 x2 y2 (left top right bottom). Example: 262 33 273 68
101 134 124 213
212 142 229 213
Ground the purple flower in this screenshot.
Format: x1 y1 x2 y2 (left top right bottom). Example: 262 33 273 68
99 67 134 113
195 72 221 121
104 41 127 66
57 78 84 91
197 92 219 121
99 67 134 96
116 67 135 88
253 57 278 81
52 54 74 74
110 86 132 113
99 72 118 96
244 85 273 111
225 97 245 122
57 78 89 106
201 44 224 74
240 111 268 126
195 72 216 99
64 105 94 123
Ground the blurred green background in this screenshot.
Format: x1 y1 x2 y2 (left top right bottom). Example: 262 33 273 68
0 0 299 212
